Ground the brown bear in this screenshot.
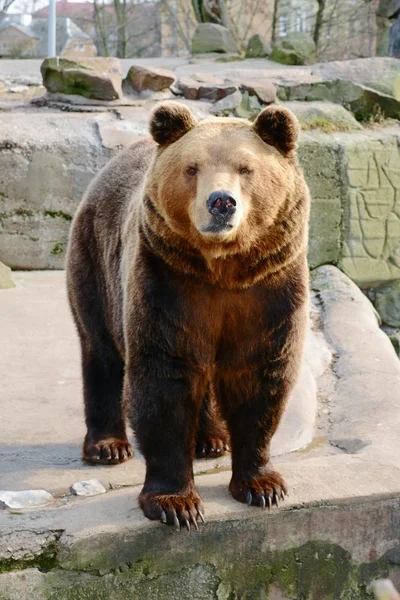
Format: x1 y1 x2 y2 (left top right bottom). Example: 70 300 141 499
66 101 310 530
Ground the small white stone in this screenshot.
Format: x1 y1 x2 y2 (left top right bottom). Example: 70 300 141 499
9 85 28 93
71 479 106 497
0 490 54 509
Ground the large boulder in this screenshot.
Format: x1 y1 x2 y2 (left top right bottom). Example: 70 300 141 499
277 78 400 121
270 33 316 66
245 34 271 58
192 23 238 54
124 65 175 93
0 262 15 289
367 280 400 327
228 76 276 105
175 75 237 101
282 101 362 132
41 57 123 101
313 57 400 100
210 90 242 115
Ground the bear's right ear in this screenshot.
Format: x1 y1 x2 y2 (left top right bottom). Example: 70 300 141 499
150 102 197 147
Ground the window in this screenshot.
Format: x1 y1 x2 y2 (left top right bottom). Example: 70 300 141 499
296 12 302 32
278 15 287 37
80 44 85 51
73 43 79 50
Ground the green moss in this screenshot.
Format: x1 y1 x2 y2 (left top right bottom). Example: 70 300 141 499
215 55 245 63
0 545 59 574
51 242 65 256
301 118 352 133
43 210 72 221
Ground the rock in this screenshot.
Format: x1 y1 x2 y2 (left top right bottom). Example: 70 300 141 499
41 57 123 102
71 480 106 497
192 23 238 54
176 76 237 101
235 90 263 118
313 57 400 100
369 579 400 600
278 78 400 121
210 90 242 115
98 119 147 149
0 489 54 509
298 137 342 269
233 78 276 105
124 64 175 93
367 280 400 327
245 34 271 58
339 133 400 287
0 262 15 289
282 101 362 132
270 33 316 66
0 112 110 270
381 325 400 358
390 16 400 58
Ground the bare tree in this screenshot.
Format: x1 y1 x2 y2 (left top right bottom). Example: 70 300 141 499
313 0 377 61
313 0 325 46
271 0 279 43
113 0 127 58
191 0 231 28
0 0 18 20
93 0 111 56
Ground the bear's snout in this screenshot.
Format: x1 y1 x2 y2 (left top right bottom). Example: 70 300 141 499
207 191 237 220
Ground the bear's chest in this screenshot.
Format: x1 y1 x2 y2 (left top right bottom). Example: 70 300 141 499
167 281 282 368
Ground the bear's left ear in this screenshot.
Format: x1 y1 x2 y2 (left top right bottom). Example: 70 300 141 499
253 106 299 157
150 101 197 147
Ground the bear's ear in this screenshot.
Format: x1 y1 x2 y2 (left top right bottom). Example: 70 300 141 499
253 106 299 156
149 102 197 147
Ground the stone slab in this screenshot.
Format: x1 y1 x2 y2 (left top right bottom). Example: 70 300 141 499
0 266 399 597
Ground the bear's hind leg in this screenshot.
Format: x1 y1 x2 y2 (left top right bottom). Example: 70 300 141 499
67 220 133 465
81 342 133 464
195 385 230 458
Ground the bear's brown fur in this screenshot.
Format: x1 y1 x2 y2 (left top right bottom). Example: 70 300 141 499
66 102 310 529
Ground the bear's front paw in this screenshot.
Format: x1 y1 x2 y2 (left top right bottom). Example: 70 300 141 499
139 488 205 531
83 436 134 464
229 469 287 510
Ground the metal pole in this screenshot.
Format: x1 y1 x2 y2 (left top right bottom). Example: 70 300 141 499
48 0 56 57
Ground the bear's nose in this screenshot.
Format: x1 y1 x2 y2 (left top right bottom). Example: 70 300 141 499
207 190 237 218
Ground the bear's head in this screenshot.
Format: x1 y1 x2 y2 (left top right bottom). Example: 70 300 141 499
146 101 303 256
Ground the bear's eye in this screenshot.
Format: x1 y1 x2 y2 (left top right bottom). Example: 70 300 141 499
186 166 198 176
239 167 251 175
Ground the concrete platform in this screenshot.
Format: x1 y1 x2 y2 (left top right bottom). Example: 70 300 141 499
0 266 399 599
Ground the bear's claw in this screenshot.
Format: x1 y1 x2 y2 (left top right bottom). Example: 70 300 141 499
245 487 285 509
83 437 134 464
230 468 287 510
195 437 230 458
139 489 205 531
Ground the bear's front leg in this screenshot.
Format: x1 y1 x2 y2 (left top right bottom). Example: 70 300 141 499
219 368 292 510
125 351 206 530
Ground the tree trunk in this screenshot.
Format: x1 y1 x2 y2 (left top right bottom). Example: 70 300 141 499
271 0 279 43
314 0 325 47
93 0 110 56
113 0 127 58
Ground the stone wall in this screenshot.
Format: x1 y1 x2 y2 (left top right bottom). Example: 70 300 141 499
0 113 110 270
0 113 399 294
302 128 400 288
